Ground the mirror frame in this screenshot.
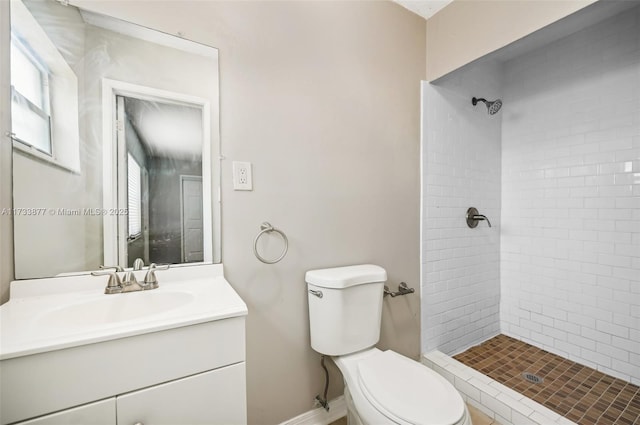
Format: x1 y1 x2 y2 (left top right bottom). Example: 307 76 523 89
1 0 13 297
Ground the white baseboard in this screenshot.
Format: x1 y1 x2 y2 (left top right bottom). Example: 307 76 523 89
279 396 347 425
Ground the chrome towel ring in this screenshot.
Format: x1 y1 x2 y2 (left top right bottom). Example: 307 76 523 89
253 222 288 264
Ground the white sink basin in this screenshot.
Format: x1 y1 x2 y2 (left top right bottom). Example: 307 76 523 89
0 264 248 360
0 264 248 425
36 290 195 330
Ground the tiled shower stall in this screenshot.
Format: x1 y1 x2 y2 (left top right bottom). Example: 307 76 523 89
421 0 639 401
499 7 640 384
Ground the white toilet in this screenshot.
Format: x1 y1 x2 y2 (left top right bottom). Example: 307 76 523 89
306 264 472 425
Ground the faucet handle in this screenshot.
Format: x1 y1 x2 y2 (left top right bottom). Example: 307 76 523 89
99 265 124 272
143 263 170 289
473 214 492 227
92 271 122 294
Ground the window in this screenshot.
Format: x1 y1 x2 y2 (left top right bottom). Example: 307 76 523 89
11 0 81 172
127 153 142 238
10 35 52 155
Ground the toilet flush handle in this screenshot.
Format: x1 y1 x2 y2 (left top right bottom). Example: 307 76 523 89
309 289 323 298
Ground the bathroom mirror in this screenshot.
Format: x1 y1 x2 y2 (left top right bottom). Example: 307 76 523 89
9 0 221 279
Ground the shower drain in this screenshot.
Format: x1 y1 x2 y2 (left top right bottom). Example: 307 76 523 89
522 372 544 384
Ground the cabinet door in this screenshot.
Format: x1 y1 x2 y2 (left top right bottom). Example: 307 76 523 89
117 363 246 425
16 399 115 425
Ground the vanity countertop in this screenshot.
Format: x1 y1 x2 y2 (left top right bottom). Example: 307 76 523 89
0 264 247 360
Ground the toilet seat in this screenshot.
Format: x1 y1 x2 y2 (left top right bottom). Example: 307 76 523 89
357 350 466 425
334 349 468 425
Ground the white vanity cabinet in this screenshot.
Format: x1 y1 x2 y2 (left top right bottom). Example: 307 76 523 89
1 266 248 425
16 363 246 425
5 317 247 425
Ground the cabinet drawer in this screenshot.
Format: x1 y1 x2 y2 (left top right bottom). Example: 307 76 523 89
117 363 246 425
15 399 115 425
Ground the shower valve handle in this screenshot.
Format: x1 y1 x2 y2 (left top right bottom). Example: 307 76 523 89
466 207 492 228
472 214 492 227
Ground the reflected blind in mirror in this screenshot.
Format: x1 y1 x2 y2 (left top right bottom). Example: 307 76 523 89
127 153 141 238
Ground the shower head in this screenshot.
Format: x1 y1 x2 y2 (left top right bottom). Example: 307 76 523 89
472 97 502 115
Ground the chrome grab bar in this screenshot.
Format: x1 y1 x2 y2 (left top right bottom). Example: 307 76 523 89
384 282 415 298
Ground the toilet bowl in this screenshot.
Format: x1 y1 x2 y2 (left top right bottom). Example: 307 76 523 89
306 264 472 425
334 348 471 425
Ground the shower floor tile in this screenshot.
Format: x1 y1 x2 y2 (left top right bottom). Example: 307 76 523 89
454 334 640 425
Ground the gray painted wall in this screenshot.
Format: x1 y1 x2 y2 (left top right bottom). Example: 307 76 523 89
2 1 425 422
147 157 202 265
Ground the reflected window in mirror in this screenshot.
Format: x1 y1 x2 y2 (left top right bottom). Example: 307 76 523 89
10 0 81 173
10 35 52 155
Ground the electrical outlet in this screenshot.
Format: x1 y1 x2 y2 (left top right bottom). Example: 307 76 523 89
233 161 253 190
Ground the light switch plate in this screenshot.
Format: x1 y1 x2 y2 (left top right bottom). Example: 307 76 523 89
232 161 252 191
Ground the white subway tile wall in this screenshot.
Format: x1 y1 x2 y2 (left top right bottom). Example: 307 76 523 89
421 60 503 354
500 7 640 383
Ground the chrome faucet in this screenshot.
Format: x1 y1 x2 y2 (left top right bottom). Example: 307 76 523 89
92 262 169 294
121 269 144 293
133 258 145 270
120 258 145 292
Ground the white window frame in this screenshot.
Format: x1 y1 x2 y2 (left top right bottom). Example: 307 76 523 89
10 34 53 155
10 0 81 174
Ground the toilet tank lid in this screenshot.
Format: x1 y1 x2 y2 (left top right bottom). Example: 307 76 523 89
305 264 387 289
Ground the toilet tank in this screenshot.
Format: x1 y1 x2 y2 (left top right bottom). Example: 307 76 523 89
306 264 387 356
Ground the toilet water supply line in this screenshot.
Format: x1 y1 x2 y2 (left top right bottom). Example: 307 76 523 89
315 355 330 412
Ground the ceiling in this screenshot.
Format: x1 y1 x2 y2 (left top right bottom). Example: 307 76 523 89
393 0 454 20
124 98 203 160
